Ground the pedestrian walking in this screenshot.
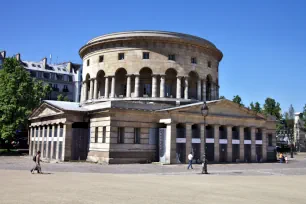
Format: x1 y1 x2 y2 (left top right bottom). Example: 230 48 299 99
279 152 283 163
187 152 193 169
31 151 42 174
285 155 288 164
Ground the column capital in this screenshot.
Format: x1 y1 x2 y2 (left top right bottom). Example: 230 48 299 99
160 74 166 77
126 74 132 77
177 76 183 79
151 74 159 77
133 74 140 77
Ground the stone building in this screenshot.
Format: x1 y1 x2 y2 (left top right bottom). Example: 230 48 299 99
0 52 82 102
28 31 277 164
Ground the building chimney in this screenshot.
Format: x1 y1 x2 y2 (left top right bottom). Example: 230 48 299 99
15 53 21 61
0 51 6 59
42 57 47 68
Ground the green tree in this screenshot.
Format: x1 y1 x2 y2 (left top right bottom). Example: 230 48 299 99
57 94 70 101
0 57 51 147
250 102 262 113
219 96 226 99
262 97 282 120
232 95 243 106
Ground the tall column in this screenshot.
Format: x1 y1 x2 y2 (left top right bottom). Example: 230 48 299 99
104 77 109 98
63 123 73 161
262 128 267 161
110 76 115 98
200 124 205 160
93 78 98 100
251 127 256 162
134 74 139 97
197 79 201 100
56 124 61 160
33 127 37 154
41 126 45 158
227 126 233 162
165 123 177 164
37 126 41 152
126 75 131 97
152 75 157 98
83 82 87 101
61 124 67 161
29 127 33 156
176 76 181 99
89 79 94 100
50 125 55 160
184 77 189 100
239 127 244 162
185 124 192 163
202 80 206 101
46 126 50 159
214 125 220 162
160 75 165 98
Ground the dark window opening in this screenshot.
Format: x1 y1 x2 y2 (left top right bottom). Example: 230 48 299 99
87 59 90 66
134 128 140 144
208 61 211 68
143 52 150 59
118 53 125 60
168 54 175 61
102 127 106 143
118 127 124 143
191 57 197 64
99 55 104 62
95 127 98 143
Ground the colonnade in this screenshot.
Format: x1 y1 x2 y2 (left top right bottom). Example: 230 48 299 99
81 74 219 102
29 124 68 161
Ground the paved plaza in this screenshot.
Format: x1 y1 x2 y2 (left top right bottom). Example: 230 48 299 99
1 154 306 203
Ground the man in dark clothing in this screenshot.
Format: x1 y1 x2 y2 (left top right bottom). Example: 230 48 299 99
31 151 42 174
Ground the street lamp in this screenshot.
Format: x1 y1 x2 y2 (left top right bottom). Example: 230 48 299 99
201 101 209 174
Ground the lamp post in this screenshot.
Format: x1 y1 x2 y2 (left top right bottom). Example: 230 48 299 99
201 101 209 174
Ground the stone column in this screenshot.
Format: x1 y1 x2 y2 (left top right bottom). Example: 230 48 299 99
33 127 37 154
61 124 67 161
251 127 256 162
227 126 233 162
176 76 181 99
46 126 50 159
37 126 41 152
41 126 45 158
160 75 165 98
185 124 192 163
152 75 157 98
200 124 205 159
83 82 87 101
165 123 177 164
56 125 61 160
134 74 139 97
29 127 33 156
89 79 94 100
110 76 115 98
126 75 131 97
93 78 98 100
104 77 109 98
239 126 244 162
262 128 267 161
50 124 55 159
184 77 189 100
202 80 206 101
197 79 201 100
214 125 220 162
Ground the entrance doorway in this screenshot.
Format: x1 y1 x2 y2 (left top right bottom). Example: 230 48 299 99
244 144 251 162
219 144 227 162
71 122 89 161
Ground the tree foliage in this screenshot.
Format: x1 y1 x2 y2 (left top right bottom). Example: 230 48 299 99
262 97 282 120
0 57 51 142
250 102 262 113
57 94 69 101
232 95 243 106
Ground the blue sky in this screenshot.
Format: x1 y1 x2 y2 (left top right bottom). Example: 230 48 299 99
1 0 305 113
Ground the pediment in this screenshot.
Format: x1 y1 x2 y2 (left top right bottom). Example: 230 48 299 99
29 103 63 119
174 100 266 119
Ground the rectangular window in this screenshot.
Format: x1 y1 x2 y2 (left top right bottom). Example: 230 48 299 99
30 71 36 77
68 76 73 82
117 127 124 143
87 59 90 66
51 73 55 80
191 57 197 64
37 71 42 78
208 61 211 68
54 125 58 137
134 128 140 144
168 54 175 61
99 55 104 62
102 127 106 143
95 127 98 143
143 52 150 59
118 53 125 60
268 134 273 146
60 124 63 137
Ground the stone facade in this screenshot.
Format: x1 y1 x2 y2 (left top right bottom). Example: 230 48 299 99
28 31 277 164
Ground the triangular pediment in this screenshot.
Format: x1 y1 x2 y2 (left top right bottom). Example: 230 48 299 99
29 103 63 119
170 100 266 119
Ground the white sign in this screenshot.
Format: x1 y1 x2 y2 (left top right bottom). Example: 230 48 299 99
206 138 214 143
256 140 263 145
192 138 201 143
219 139 228 144
232 139 240 144
244 140 251 144
176 138 186 143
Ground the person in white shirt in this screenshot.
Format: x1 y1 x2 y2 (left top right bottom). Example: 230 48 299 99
187 152 193 169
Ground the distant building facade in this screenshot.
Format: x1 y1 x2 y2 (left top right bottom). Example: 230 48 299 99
0 52 82 102
28 31 277 164
294 112 306 152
